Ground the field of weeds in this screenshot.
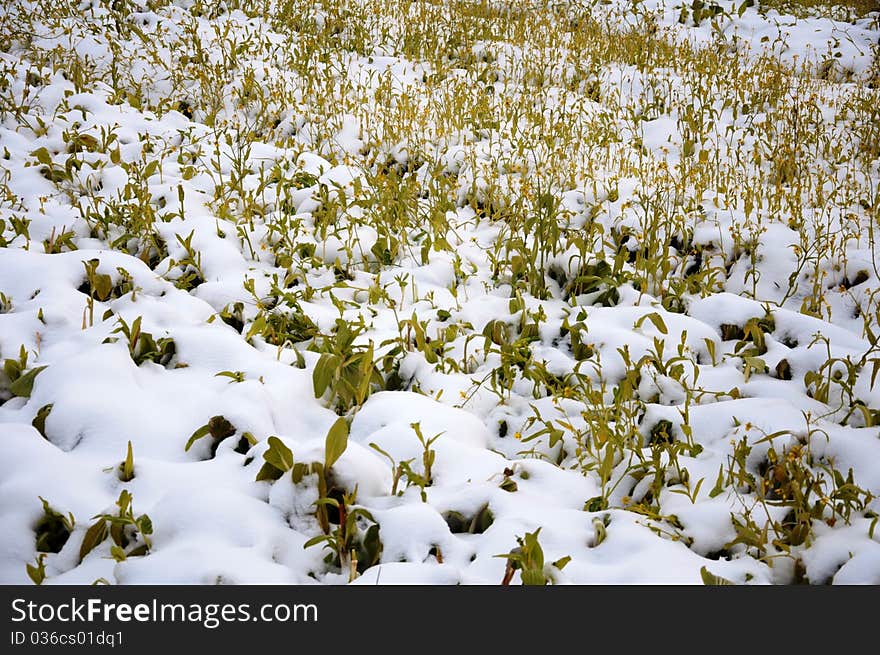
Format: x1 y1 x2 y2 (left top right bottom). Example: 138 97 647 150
1 0 879 584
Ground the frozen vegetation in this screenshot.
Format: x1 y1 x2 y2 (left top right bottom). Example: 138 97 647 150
0 0 879 584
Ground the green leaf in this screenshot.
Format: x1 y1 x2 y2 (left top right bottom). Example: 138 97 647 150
120 440 134 481
31 403 53 439
144 159 160 179
184 423 212 451
31 147 52 166
263 436 294 472
79 520 109 562
303 534 333 550
743 356 767 374
312 353 340 398
255 461 284 482
635 312 668 335
109 522 125 548
360 523 382 567
130 316 142 350
709 465 726 498
523 529 544 570
291 462 309 484
10 365 47 398
591 517 607 547
499 477 518 492
324 417 349 470
136 514 153 536
92 273 113 301
26 555 46 585
553 555 572 570
700 566 735 585
4 358 22 381
245 313 266 341
127 544 149 557
598 445 616 485
520 568 547 585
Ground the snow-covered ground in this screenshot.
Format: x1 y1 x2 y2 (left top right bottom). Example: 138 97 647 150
1 0 879 584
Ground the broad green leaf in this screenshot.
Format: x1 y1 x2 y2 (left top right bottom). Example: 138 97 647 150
10 365 47 398
263 436 293 472
31 403 53 439
136 515 153 536
245 313 266 341
109 522 125 548
524 530 544 570
324 417 349 469
127 544 149 557
31 147 52 166
598 445 615 485
312 353 340 398
26 556 46 585
361 524 382 566
291 462 309 484
4 358 22 380
635 312 668 335
700 566 735 585
553 555 571 570
79 520 109 561
130 316 142 349
93 273 113 301
520 569 546 586
255 461 284 482
117 489 132 514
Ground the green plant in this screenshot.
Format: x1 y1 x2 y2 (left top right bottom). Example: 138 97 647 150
497 528 570 585
185 415 252 457
26 553 47 585
700 566 735 585
303 487 382 581
255 418 351 535
31 403 53 439
118 440 135 482
443 504 495 535
368 442 408 496
79 490 153 563
395 422 443 501
104 316 176 367
34 497 75 554
2 346 47 399
311 319 384 414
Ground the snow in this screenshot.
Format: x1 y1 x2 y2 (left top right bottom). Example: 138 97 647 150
0 0 879 585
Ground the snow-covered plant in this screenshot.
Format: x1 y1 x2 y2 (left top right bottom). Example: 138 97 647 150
303 488 382 582
79 490 153 563
2 345 46 400
497 528 570 585
34 497 75 555
311 319 385 414
103 316 176 367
